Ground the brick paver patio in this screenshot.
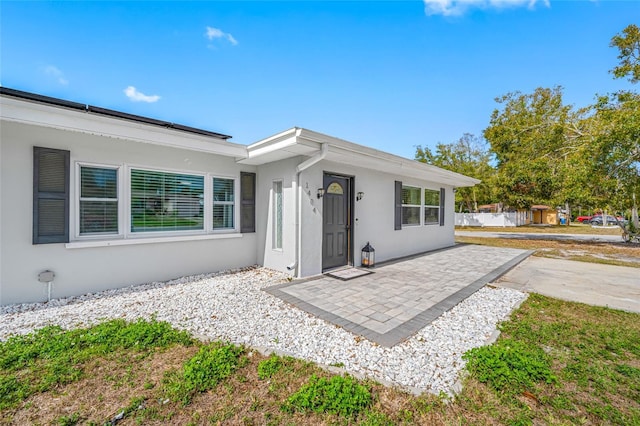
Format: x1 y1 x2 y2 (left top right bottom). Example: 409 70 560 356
265 244 531 346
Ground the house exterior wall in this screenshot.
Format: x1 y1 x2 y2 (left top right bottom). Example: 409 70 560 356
298 160 455 277
0 120 257 305
255 157 299 274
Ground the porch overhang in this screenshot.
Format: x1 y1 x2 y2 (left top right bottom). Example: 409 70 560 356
238 127 480 187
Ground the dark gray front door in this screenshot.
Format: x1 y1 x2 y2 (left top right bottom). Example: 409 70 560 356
322 174 351 270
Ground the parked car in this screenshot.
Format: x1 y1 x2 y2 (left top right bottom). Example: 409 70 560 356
576 215 593 223
590 215 628 226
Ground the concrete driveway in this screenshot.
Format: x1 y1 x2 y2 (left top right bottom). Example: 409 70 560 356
494 257 640 313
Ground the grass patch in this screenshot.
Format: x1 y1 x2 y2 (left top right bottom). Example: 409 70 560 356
0 318 192 411
461 293 640 425
257 354 283 380
464 338 557 394
163 342 245 405
282 374 372 417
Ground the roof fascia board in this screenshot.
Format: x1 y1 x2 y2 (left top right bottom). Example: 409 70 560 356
325 145 479 187
0 87 232 140
246 127 300 151
297 128 480 187
1 96 248 158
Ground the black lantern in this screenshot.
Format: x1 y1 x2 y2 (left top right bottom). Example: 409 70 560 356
361 242 375 268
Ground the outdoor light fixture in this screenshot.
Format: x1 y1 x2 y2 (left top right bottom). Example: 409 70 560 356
357 191 364 201
317 188 325 199
361 242 375 268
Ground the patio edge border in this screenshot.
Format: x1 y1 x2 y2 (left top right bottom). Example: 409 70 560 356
264 249 534 347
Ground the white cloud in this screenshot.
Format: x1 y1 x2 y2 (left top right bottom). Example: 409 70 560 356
205 26 238 46
123 86 160 103
423 0 550 16
44 65 68 85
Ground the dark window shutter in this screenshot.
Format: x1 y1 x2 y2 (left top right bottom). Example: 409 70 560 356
439 188 445 226
394 180 402 230
240 172 256 233
33 147 70 244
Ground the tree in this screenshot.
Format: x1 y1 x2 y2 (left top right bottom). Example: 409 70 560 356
483 86 589 210
587 91 640 212
610 24 640 83
415 133 495 212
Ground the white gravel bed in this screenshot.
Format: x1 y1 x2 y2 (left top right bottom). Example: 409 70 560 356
0 266 527 395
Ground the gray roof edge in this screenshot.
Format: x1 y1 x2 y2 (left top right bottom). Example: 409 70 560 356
0 86 233 141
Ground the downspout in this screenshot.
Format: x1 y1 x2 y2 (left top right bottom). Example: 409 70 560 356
287 142 329 278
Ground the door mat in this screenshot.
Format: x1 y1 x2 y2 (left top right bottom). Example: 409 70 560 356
325 267 374 281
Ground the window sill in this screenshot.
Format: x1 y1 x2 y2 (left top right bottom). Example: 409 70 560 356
66 232 243 249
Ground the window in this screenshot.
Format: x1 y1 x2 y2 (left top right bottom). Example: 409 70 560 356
394 181 402 230
395 183 446 229
424 189 440 225
79 166 119 235
213 177 234 230
33 147 70 244
130 169 204 233
273 180 283 249
401 185 421 225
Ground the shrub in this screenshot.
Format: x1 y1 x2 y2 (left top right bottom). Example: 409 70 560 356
463 338 557 394
257 354 283 380
165 342 245 405
282 374 372 417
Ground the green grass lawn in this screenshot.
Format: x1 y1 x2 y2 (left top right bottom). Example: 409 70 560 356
2 297 639 425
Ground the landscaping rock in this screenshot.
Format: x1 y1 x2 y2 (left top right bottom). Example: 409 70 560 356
0 266 527 395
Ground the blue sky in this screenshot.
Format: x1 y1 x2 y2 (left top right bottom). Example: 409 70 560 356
1 1 637 159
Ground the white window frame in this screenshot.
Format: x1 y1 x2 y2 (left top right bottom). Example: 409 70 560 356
401 185 422 226
75 162 123 239
212 176 237 232
272 179 283 250
71 162 245 246
423 188 440 225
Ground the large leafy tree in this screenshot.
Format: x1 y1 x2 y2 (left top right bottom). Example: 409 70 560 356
482 87 588 210
610 24 640 83
416 24 639 220
587 92 640 212
415 133 495 212
587 24 640 216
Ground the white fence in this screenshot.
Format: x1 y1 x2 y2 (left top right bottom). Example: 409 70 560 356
455 212 530 227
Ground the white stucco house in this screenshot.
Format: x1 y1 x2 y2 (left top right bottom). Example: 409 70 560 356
0 88 479 305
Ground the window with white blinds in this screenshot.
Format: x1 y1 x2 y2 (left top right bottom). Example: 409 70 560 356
130 169 204 233
213 177 235 230
79 166 118 234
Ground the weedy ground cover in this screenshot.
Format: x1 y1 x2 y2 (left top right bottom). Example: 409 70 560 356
1 295 639 424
